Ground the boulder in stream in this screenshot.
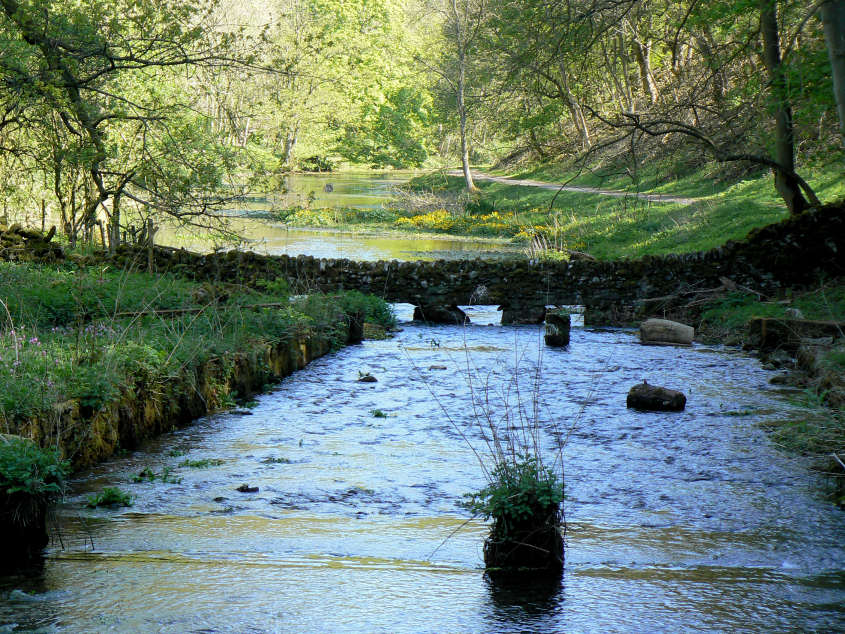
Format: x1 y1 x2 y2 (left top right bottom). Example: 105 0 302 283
413 304 469 325
639 318 694 346
544 311 571 347
500 304 546 325
626 381 686 411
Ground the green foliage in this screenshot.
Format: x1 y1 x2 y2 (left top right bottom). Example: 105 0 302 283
336 87 434 168
370 409 388 418
261 456 292 464
464 195 496 216
700 283 845 335
179 458 225 469
132 466 182 483
253 277 291 300
332 290 396 329
299 156 335 173
1 261 387 434
463 456 563 540
86 487 133 508
0 437 68 502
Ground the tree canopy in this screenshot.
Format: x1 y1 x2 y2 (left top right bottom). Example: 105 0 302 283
0 0 841 245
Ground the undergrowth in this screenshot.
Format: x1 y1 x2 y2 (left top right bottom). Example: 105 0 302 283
0 436 68 522
85 487 133 508
0 260 394 452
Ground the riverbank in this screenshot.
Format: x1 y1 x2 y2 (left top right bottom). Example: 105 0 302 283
264 156 844 263
0 258 394 468
690 283 845 504
403 159 845 259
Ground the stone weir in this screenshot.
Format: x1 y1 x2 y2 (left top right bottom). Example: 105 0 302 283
104 202 843 324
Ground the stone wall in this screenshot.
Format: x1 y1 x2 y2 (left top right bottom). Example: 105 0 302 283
101 201 844 322
4 201 842 322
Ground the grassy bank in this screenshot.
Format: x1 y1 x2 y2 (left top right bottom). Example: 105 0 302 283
404 158 844 259
270 154 844 261
696 281 844 503
0 259 394 461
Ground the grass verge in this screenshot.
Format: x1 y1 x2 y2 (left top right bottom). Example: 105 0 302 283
0 259 395 458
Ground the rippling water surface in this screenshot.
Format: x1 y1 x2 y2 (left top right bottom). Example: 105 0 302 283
2 311 844 632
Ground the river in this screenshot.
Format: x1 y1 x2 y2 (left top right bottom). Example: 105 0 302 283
1 308 843 631
158 172 523 261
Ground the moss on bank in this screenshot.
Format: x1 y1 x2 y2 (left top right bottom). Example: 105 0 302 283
0 259 395 467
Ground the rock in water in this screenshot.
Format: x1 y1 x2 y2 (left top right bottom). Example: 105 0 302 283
544 311 571 347
639 318 694 346
413 305 469 325
627 382 686 411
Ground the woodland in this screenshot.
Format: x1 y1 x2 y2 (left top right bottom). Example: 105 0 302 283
0 0 843 247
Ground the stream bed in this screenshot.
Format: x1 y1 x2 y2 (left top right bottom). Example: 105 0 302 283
1 311 844 631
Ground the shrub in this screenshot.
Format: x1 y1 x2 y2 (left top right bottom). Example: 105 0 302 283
0 435 68 564
464 456 564 573
86 486 133 508
333 290 396 329
0 436 68 514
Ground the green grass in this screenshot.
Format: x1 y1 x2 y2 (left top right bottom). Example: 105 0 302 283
397 155 845 259
699 283 845 336
85 486 132 508
0 260 395 434
179 458 225 469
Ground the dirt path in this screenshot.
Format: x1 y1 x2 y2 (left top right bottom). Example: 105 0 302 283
447 170 698 205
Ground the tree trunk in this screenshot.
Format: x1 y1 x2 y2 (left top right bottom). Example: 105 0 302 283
559 60 591 148
617 33 635 111
281 125 299 169
458 49 476 191
602 40 628 111
822 0 845 147
759 0 810 215
632 38 659 104
109 193 121 254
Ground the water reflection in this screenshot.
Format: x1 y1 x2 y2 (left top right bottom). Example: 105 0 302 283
484 572 565 631
158 218 520 261
156 172 523 261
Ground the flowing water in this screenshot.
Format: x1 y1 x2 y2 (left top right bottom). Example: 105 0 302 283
2 308 844 632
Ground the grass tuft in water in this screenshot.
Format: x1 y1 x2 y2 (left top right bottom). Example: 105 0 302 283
86 487 132 508
179 458 225 469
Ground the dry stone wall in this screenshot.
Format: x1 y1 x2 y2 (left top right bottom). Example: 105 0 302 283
5 202 841 323
105 202 844 322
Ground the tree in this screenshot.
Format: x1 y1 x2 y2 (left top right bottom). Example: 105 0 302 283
822 0 845 145
478 0 829 214
0 0 246 244
417 0 490 190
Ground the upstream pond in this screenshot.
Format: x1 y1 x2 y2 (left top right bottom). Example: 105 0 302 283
158 171 523 261
1 308 844 631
